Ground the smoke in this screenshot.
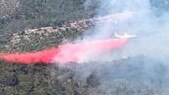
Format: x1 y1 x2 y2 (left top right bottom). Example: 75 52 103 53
79 0 169 63
81 0 169 61
1 0 168 94
69 0 169 95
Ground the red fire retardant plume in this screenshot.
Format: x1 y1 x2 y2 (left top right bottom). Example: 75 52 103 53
0 38 128 64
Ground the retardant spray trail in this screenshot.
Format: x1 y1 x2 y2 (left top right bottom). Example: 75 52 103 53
0 38 128 64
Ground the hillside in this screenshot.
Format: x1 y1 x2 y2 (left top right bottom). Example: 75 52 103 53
0 0 169 95
0 0 96 94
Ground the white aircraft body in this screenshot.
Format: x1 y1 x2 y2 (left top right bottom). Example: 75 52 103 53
114 32 137 38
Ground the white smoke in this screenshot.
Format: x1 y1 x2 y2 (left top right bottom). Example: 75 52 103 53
82 0 169 61
73 0 169 95
54 0 169 95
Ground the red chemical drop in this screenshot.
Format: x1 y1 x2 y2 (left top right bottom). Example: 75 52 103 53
0 38 127 64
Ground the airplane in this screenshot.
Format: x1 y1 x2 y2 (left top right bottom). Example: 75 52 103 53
114 32 137 38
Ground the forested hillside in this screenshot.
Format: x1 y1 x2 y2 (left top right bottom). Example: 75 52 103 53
0 0 97 49
0 0 97 94
0 0 169 95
